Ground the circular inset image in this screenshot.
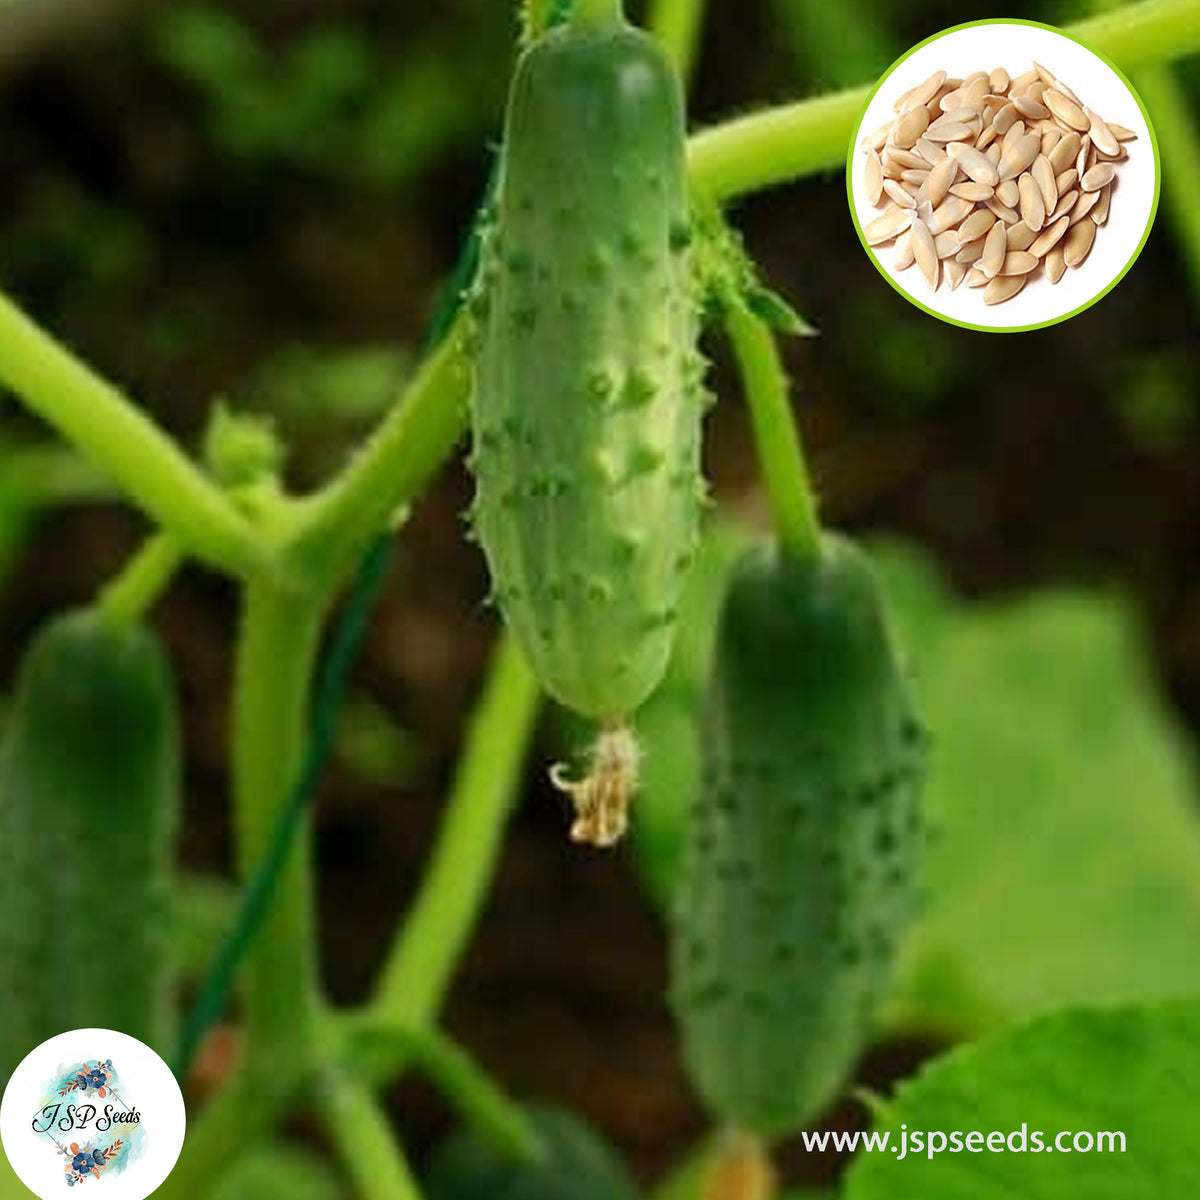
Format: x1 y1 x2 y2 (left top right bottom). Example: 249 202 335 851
847 20 1159 331
1 1029 185 1199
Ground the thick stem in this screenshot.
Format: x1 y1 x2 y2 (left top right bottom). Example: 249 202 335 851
319 1069 425 1200
369 633 539 1030
648 0 708 83
723 302 821 561
287 328 471 591
0 288 264 575
686 0 1200 202
231 581 326 1075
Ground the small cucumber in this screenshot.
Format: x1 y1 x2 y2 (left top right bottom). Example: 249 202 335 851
670 536 927 1136
470 12 703 725
424 1104 641 1200
0 610 180 1075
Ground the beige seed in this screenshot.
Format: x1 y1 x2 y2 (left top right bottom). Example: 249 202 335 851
950 181 994 201
1075 134 1091 181
883 179 916 208
986 142 1002 166
1005 220 1036 251
865 206 911 244
900 168 929 185
1032 62 1059 90
965 266 989 288
1041 127 1062 156
992 103 1019 135
1080 162 1115 192
893 105 930 148
1001 119 1027 153
956 237 987 264
1010 68 1039 93
1045 89 1089 131
934 230 960 259
945 259 967 290
927 196 974 235
981 220 1007 278
952 144 1000 186
976 125 1000 150
909 216 939 289
865 149 884 204
1031 154 1058 213
1029 215 1070 257
957 208 995 244
998 133 1040 181
864 119 893 151
985 197 1020 224
1091 184 1112 225
1108 122 1138 141
1094 142 1128 163
915 137 948 165
1085 107 1120 156
931 107 979 129
1014 95 1049 120
1054 167 1078 194
996 177 1020 208
984 274 1027 305
925 121 974 143
894 229 915 270
1045 243 1067 283
1018 171 1046 231
1047 130 1081 173
1063 217 1096 267
927 155 959 207
989 67 1010 93
960 77 990 109
1050 188 1079 222
884 146 929 171
904 69 948 112
1069 189 1101 224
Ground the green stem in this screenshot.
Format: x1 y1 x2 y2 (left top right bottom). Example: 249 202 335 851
369 632 539 1029
686 0 1200 202
648 0 707 81
339 1015 543 1162
0 288 265 576
1134 66 1200 294
96 535 184 625
723 301 821 560
232 581 326 1074
319 1069 425 1200
288 327 470 590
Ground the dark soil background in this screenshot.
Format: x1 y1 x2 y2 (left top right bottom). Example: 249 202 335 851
1 0 1198 1191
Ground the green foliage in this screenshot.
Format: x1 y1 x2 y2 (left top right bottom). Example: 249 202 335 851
844 1000 1200 1199
671 536 926 1136
211 1143 347 1200
424 1105 641 1200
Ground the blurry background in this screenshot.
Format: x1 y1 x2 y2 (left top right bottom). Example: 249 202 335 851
1 0 1199 1193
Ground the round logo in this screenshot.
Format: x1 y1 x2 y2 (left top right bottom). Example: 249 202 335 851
1 1030 185 1199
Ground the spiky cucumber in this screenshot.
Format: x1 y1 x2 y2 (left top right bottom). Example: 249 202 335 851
670 536 927 1136
0 610 180 1075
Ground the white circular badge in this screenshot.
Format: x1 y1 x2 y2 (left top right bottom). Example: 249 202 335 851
1 1030 185 1199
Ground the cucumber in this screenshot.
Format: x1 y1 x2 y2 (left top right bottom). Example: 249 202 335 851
670 536 927 1136
424 1105 641 1200
469 11 703 725
0 610 180 1075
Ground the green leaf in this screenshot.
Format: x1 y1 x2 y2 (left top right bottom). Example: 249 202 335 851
844 1000 1200 1199
888 577 1200 1035
211 1143 346 1200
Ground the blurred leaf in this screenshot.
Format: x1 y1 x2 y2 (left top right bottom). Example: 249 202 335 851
767 0 895 89
210 1142 346 1200
889 578 1200 1036
336 694 424 788
1108 349 1195 450
170 872 237 980
844 1000 1200 1199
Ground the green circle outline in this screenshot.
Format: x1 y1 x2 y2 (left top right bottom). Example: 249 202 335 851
844 17 1162 333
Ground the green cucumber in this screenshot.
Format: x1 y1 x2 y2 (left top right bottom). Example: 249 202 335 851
0 610 180 1074
670 536 927 1136
469 11 703 725
425 1104 641 1200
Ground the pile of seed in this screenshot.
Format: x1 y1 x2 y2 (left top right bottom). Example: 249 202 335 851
859 63 1137 306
